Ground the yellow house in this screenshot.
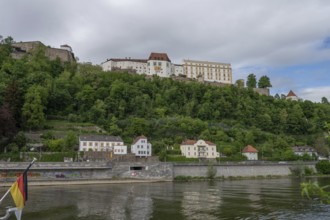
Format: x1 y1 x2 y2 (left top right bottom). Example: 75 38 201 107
180 139 219 159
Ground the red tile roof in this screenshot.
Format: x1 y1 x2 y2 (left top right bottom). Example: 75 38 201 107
205 141 216 146
181 140 216 146
287 90 297 97
181 140 197 145
148 52 171 62
242 145 258 153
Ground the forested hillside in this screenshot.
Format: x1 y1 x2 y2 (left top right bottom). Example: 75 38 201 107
1 37 330 160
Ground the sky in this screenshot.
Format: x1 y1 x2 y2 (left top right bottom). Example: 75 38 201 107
1 0 330 102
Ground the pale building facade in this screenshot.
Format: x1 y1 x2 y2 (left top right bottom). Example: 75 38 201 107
101 58 148 74
292 146 316 157
147 53 172 77
114 145 127 155
183 60 232 84
180 139 219 159
79 135 126 153
101 52 232 84
242 145 258 160
131 135 152 157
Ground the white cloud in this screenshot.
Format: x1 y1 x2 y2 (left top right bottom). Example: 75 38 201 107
1 0 330 101
300 86 330 103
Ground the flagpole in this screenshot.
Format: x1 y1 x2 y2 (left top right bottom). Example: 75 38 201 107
0 158 37 205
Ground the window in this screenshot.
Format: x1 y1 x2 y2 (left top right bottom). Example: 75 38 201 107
158 62 161 66
101 143 104 147
83 142 87 146
89 142 92 146
153 62 156 66
95 142 98 146
137 145 139 148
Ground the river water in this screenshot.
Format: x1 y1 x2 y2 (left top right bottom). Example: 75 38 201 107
1 177 330 220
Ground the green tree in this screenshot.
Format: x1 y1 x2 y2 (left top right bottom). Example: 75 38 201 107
63 131 78 151
321 97 329 105
246 73 257 88
22 86 46 130
258 75 272 88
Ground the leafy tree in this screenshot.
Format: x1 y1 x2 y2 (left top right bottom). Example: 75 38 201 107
315 160 330 174
322 97 329 105
22 86 46 130
258 75 272 88
246 73 257 88
235 79 244 88
63 131 78 151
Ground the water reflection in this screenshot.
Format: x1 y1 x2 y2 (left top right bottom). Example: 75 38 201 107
1 178 329 220
76 185 153 220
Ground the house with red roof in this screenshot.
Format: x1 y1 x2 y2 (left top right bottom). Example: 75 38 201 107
286 90 299 101
180 139 219 159
131 135 152 157
242 145 258 160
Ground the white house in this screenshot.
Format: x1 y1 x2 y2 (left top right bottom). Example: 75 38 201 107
286 90 299 101
180 139 219 159
113 145 127 155
131 135 152 157
79 135 126 153
242 145 258 160
292 146 317 157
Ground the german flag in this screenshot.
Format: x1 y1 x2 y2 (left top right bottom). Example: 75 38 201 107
10 173 28 209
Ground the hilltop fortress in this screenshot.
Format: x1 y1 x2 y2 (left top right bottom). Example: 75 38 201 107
11 41 75 63
101 52 233 85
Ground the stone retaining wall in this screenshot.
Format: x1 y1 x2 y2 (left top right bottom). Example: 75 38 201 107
0 162 316 186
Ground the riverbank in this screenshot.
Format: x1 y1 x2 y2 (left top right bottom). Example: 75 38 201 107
0 161 317 187
0 178 171 187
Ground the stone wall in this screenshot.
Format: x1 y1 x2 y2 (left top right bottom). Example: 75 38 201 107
0 162 316 185
11 41 75 63
173 163 315 177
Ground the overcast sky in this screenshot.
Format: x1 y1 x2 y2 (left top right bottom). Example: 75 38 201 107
1 0 330 102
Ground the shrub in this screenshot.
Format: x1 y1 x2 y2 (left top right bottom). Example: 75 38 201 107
290 165 304 177
304 166 314 175
207 163 217 179
316 160 330 174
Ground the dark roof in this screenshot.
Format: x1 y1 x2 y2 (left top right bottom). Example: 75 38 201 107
109 58 147 63
242 145 258 153
292 146 316 153
132 135 147 144
148 52 171 62
79 135 123 142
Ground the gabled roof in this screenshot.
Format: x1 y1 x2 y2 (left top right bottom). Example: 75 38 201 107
181 140 197 145
132 135 147 144
79 135 123 142
205 141 216 146
148 52 171 62
287 90 297 97
242 145 258 153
